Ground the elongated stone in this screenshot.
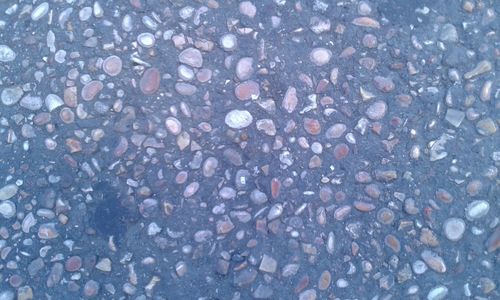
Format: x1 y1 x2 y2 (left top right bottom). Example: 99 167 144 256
464 60 492 79
140 68 160 95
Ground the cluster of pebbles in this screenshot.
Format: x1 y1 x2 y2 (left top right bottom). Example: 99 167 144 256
0 0 498 299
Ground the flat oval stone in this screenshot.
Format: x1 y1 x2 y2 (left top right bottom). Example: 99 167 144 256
310 47 332 66
366 100 387 120
31 2 49 21
1 86 23 105
333 143 350 160
140 68 160 95
225 110 253 129
465 200 490 220
220 34 237 51
103 55 122 76
81 81 103 101
0 184 18 201
427 285 448 300
20 95 43 110
165 117 182 135
179 47 203 68
236 57 254 80
421 250 446 273
326 123 346 138
235 80 259 101
443 218 465 241
137 32 155 48
38 223 59 239
0 200 16 218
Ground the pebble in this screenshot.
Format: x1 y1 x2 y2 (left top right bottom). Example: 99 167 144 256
445 109 465 128
235 80 259 100
95 258 112 272
310 48 332 66
362 34 377 48
464 60 492 79
443 218 465 241
102 55 122 76
1 86 23 106
220 34 238 51
412 260 428 274
259 255 277 273
465 200 490 220
59 108 75 124
366 100 387 120
81 81 103 101
0 184 18 200
202 157 218 177
440 23 458 42
179 48 203 68
183 182 199 198
235 57 254 80
250 189 268 205
373 76 395 92
299 289 317 300
31 2 49 21
421 250 446 273
20 96 43 110
318 271 331 290
282 86 298 113
377 208 395 225
304 118 321 135
140 68 160 95
45 94 64 112
486 226 500 252
352 17 380 28
38 223 59 239
420 228 439 247
83 280 99 297
0 45 16 62
0 200 16 218
256 119 277 136
225 110 253 129
326 123 346 139
137 32 155 48
333 143 349 160
239 1 257 18
476 118 497 136
427 285 448 300
233 268 257 287
65 256 82 272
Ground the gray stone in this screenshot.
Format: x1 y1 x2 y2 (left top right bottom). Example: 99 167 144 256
233 268 257 287
440 24 458 42
443 218 465 241
465 200 490 220
225 110 253 129
445 109 465 128
0 184 18 201
20 95 43 110
1 87 23 106
0 200 16 218
427 285 448 300
0 45 16 62
259 254 277 273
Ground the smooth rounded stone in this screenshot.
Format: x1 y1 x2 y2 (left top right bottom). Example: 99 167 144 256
102 55 122 76
239 1 257 18
412 259 428 274
20 95 42 110
377 208 395 224
326 123 346 138
385 234 401 252
81 81 103 101
225 110 253 129
83 280 99 297
465 200 490 220
0 45 16 62
362 34 377 48
165 117 182 135
333 143 349 160
79 7 92 21
427 285 448 300
137 32 155 48
352 16 380 28
443 218 465 241
194 230 213 243
38 223 59 239
366 100 387 120
304 118 321 135
65 256 82 272
140 68 160 95
476 118 497 136
373 76 395 92
219 34 238 51
358 1 372 15
267 203 283 220
0 200 16 218
440 23 458 43
250 189 268 205
282 86 298 113
31 2 49 21
175 82 197 95
203 157 218 177
421 250 446 273
196 68 212 82
299 289 317 300
466 180 482 196
309 47 332 66
256 119 276 136
219 187 236 200
59 108 75 124
235 80 259 100
1 86 23 106
486 226 500 253
45 94 63 112
178 47 203 68
0 184 18 200
183 182 199 198
233 268 257 287
318 270 331 290
235 57 254 80
178 65 195 81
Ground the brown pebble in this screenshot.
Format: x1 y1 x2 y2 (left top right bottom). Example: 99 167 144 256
271 178 281 199
66 138 82 153
235 80 260 101
83 280 99 297
140 68 160 95
354 201 376 212
333 143 349 160
64 87 77 107
294 275 309 294
420 228 439 247
384 234 401 252
81 81 103 101
377 208 395 224
466 179 482 196
184 182 199 198
318 270 331 290
486 226 500 253
304 118 321 135
59 107 75 124
65 256 82 272
373 76 395 92
435 188 453 203
362 34 377 48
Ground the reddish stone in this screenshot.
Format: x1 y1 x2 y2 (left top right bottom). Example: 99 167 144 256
271 178 281 199
65 256 82 272
235 80 259 101
140 68 160 95
304 118 321 135
81 81 103 101
333 143 349 160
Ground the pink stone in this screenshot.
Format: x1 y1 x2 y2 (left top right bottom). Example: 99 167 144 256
235 80 259 101
103 55 122 76
333 143 349 160
140 68 160 95
81 81 103 101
